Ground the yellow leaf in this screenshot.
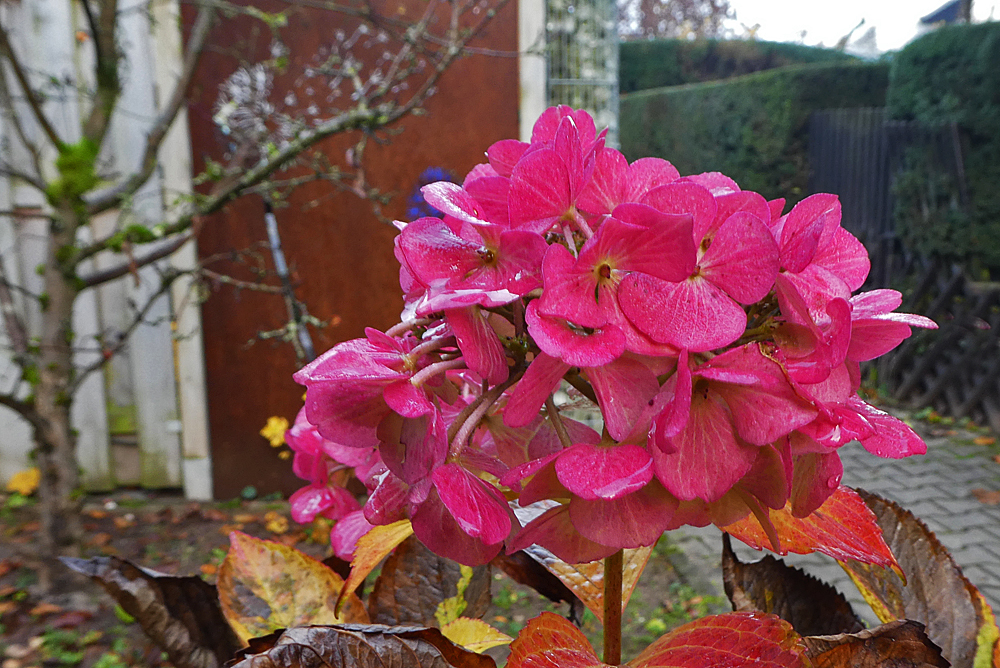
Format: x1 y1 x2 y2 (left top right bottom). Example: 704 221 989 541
337 519 413 615
259 416 289 447
218 531 368 644
6 468 40 496
441 617 512 653
973 436 996 446
435 565 473 626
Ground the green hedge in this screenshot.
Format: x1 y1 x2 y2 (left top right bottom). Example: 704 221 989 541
619 62 889 202
887 22 1000 272
620 39 857 94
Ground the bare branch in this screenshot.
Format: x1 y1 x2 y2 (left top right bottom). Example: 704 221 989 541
68 270 178 395
0 164 47 192
76 0 510 275
198 268 285 294
0 23 63 148
0 63 44 180
0 254 29 360
82 0 121 144
87 4 216 215
77 229 194 288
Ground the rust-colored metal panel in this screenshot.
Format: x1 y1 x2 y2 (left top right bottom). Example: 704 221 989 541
183 2 519 498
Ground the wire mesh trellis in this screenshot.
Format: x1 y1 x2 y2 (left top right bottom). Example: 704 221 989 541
545 0 620 147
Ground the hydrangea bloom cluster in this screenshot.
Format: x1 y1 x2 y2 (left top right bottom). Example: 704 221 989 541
292 106 936 567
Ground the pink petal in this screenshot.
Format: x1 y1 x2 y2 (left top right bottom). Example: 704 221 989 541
736 441 792 510
585 357 660 442
526 301 626 367
684 171 740 195
383 379 434 418
790 451 843 517
508 504 618 563
363 471 409 525
486 139 528 177
651 350 692 440
398 217 481 287
708 191 771 241
532 105 597 146
767 198 786 221
778 194 840 273
464 175 511 227
619 274 747 352
432 463 512 546
639 181 717 241
446 306 508 385
536 243 606 328
421 181 491 225
607 204 697 281
849 289 903 317
851 399 928 458
289 484 360 524
504 354 571 427
508 148 573 234
411 486 504 566
652 392 758 502
624 157 680 201
555 443 654 500
698 211 779 304
568 481 678 548
847 319 914 361
577 147 627 215
330 510 375 561
813 226 870 290
701 345 817 445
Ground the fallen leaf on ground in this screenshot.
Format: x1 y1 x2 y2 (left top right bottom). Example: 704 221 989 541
233 514 257 524
971 488 1000 505
993 455 1000 465
85 509 108 519
201 507 227 522
973 436 996 446
29 602 63 617
5 468 39 495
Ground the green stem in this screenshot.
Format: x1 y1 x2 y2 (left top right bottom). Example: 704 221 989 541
603 549 624 665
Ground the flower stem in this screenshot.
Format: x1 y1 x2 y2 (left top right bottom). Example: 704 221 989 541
603 549 623 666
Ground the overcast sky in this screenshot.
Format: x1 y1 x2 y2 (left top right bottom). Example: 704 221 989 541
723 0 997 53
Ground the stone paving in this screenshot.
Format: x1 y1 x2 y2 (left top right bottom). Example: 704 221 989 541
665 420 1000 625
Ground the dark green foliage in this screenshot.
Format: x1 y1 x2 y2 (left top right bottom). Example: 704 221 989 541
888 23 1000 272
620 39 857 94
620 62 888 202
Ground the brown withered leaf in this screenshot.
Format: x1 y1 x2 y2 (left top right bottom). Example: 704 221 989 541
367 536 491 626
61 556 242 668
839 490 1000 668
492 551 582 621
803 620 948 668
519 543 652 620
971 488 1000 505
227 624 495 668
722 534 864 637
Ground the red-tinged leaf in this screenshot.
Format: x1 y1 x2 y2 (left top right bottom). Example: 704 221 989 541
61 556 241 668
721 535 864 637
506 612 611 668
228 624 496 668
367 535 491 626
337 519 413 615
802 620 947 667
722 486 900 574
839 490 1000 668
628 612 810 668
218 531 368 643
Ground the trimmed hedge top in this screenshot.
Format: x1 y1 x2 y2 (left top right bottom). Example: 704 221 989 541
620 62 889 202
620 38 858 94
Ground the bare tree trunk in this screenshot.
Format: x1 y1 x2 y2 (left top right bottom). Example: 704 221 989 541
33 205 84 590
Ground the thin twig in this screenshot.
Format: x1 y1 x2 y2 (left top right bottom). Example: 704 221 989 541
0 24 63 147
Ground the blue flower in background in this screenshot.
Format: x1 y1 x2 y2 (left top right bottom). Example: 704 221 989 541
406 167 457 221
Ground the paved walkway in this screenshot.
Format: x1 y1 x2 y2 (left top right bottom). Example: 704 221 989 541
666 420 1000 625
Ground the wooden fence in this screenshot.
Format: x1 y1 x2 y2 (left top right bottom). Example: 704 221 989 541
809 108 1000 430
